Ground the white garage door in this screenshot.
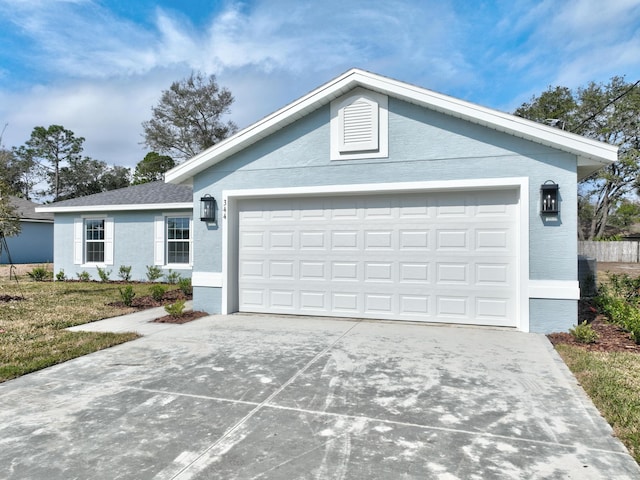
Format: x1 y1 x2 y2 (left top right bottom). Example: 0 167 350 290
237 190 519 326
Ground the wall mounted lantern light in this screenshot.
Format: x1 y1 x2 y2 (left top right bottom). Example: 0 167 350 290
200 195 216 223
540 181 559 215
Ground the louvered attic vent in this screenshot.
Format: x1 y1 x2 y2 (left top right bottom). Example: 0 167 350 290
330 88 388 160
339 97 378 152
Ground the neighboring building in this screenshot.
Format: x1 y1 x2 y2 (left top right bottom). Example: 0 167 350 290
2 196 54 264
37 181 193 281
163 69 616 333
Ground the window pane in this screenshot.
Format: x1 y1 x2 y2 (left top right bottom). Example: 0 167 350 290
168 217 189 240
85 219 105 241
168 241 189 264
86 241 104 263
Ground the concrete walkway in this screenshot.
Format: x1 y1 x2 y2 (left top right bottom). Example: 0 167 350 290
1 311 639 479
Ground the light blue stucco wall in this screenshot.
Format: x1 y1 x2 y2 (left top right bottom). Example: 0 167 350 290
2 221 53 264
53 210 192 282
190 95 579 333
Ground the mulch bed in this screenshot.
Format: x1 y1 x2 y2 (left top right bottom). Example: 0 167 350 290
547 299 640 353
151 310 210 324
106 288 190 309
107 289 209 324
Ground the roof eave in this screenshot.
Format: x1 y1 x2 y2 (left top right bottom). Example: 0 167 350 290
36 202 193 214
164 68 618 184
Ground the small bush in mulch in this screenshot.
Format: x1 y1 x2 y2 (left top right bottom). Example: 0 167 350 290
107 287 206 324
107 287 189 309
151 310 209 324
547 300 640 353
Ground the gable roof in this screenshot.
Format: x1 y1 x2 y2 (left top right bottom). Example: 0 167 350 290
165 68 618 184
9 196 53 222
36 181 193 213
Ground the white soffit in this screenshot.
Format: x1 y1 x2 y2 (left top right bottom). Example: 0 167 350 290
164 69 618 184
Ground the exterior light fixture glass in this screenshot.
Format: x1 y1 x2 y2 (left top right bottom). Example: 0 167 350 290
200 195 216 222
540 181 559 215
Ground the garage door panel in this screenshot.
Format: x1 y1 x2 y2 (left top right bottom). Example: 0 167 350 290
238 190 518 327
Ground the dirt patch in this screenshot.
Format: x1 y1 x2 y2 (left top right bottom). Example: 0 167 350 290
598 262 640 276
0 263 52 280
0 294 24 302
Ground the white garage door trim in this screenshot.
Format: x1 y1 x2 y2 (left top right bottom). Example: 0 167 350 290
222 178 530 331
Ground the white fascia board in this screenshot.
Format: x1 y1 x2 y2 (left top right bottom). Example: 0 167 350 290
357 71 618 165
36 202 193 213
164 68 617 184
165 70 360 184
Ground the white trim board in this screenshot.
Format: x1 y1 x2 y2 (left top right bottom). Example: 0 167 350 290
529 280 580 300
221 177 531 331
192 271 222 288
36 202 193 213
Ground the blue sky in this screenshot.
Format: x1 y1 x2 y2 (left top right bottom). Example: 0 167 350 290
0 0 639 169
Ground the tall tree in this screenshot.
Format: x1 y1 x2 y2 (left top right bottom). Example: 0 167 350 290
17 125 84 201
142 72 237 162
56 158 131 201
100 165 131 191
132 152 175 184
515 77 640 240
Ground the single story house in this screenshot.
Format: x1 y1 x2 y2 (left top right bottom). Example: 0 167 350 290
37 181 193 281
162 68 616 333
2 196 53 264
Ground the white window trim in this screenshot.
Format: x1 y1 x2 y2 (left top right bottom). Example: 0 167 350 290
154 213 193 269
74 215 114 267
330 87 388 161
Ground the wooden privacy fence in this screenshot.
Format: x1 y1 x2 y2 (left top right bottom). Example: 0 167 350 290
579 241 640 263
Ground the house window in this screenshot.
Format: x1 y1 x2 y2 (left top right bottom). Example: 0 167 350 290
85 219 105 263
330 88 388 160
167 217 190 264
73 217 114 265
154 214 192 267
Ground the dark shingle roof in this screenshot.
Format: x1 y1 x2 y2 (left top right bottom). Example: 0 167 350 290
9 196 54 222
43 181 193 209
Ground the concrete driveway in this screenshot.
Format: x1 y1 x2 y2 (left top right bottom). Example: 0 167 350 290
1 313 639 479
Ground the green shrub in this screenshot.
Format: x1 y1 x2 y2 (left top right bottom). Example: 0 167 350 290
178 277 192 296
76 271 91 282
96 266 112 282
149 284 166 302
55 269 67 281
164 269 181 285
569 321 598 344
27 265 52 281
118 265 132 282
118 285 136 307
625 313 640 344
164 299 186 317
606 273 640 302
596 291 640 344
145 265 163 282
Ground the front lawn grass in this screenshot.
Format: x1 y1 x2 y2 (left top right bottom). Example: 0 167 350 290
0 279 159 382
555 344 640 464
